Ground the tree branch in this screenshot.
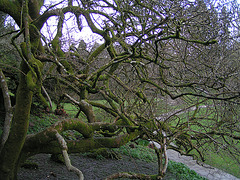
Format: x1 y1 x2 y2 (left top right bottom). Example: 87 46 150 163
55 132 84 180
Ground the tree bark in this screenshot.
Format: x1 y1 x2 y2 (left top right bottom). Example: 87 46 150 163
0 69 13 153
0 61 33 179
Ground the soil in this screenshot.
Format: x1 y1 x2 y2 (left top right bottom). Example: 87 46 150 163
18 153 175 180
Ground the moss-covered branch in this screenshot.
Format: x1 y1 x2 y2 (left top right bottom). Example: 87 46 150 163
22 118 140 158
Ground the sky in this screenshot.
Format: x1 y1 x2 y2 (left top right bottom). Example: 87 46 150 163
4 0 240 49
40 0 106 49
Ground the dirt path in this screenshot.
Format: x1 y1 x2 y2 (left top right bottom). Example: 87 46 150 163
18 154 163 180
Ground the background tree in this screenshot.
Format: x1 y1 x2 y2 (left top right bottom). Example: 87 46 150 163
0 0 239 179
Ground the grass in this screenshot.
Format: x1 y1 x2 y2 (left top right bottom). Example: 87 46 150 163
162 101 240 178
194 142 240 178
114 140 156 163
28 113 59 134
167 161 207 180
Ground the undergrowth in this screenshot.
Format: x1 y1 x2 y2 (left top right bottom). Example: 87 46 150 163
113 141 207 180
167 161 207 180
27 112 207 179
28 113 59 134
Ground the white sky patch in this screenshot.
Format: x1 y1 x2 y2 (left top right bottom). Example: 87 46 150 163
40 0 105 50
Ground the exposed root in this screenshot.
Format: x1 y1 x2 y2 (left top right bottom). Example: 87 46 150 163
55 132 84 180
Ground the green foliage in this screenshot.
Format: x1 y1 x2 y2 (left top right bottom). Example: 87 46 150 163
28 113 59 134
114 141 156 163
167 161 207 180
136 139 150 146
60 103 78 117
114 142 206 179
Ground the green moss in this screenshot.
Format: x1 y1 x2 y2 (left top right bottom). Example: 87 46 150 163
26 56 43 92
51 38 65 57
0 1 22 25
60 60 74 74
21 42 50 109
54 119 94 138
20 42 29 60
26 71 37 91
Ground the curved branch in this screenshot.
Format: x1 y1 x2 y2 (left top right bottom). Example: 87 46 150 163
141 79 240 101
64 93 96 123
23 119 140 156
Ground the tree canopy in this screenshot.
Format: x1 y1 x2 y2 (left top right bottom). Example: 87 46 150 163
0 0 239 179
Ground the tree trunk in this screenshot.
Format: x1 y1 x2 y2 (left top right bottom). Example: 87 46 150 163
0 69 13 153
0 61 33 180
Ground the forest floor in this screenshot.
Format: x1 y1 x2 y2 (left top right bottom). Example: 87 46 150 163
18 153 171 180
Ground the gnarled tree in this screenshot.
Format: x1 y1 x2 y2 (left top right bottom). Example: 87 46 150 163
0 0 239 179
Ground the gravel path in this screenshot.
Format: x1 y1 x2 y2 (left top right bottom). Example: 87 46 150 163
167 149 239 180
